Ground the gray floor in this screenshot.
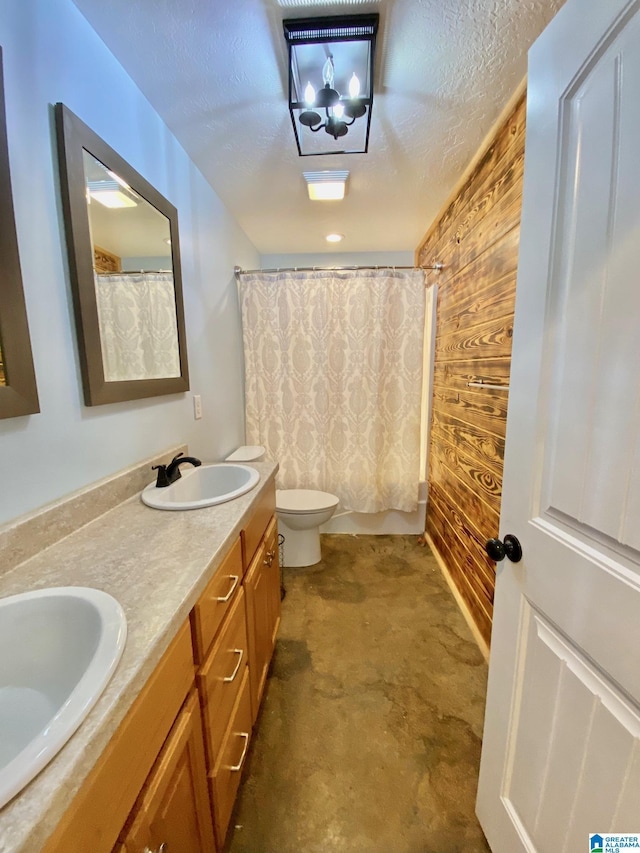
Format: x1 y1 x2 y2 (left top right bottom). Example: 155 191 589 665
225 535 490 853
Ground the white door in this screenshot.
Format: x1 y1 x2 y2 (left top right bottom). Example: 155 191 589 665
476 0 640 850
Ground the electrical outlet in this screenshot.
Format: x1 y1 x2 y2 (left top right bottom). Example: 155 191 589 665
193 394 202 420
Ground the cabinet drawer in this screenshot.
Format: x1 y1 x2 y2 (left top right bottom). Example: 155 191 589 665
191 537 243 664
198 586 248 762
242 483 275 571
209 667 252 848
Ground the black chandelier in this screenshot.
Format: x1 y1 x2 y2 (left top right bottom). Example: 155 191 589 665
283 14 379 157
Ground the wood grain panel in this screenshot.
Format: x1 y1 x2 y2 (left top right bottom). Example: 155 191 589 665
427 494 495 608
437 279 518 341
435 313 514 362
428 451 501 549
416 92 526 648
432 383 510 439
426 510 494 642
430 417 504 480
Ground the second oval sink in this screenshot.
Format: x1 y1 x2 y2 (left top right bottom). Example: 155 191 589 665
141 463 260 510
0 586 126 808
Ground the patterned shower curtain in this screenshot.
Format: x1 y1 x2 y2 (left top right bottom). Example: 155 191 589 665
94 272 181 382
239 268 426 513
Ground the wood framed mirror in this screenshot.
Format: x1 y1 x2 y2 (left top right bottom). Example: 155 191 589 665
0 47 40 419
55 103 189 406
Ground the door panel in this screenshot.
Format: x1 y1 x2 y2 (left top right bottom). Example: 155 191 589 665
539 8 640 545
503 606 640 849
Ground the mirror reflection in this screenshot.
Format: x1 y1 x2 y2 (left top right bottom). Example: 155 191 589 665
82 151 181 382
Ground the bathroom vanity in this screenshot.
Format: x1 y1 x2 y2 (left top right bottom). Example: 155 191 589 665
0 451 280 853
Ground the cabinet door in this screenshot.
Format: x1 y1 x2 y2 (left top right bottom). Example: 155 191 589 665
244 516 281 721
118 691 216 853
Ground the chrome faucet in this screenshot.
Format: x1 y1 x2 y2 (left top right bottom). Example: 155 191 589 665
152 452 202 488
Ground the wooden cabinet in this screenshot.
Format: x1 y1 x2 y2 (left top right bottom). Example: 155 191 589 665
116 691 216 853
244 516 281 722
43 481 279 853
194 500 279 848
43 622 195 853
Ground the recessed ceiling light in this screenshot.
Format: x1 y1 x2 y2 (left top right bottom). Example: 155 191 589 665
304 170 349 201
326 233 344 243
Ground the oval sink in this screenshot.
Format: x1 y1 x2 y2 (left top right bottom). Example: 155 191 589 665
0 587 126 808
141 463 260 510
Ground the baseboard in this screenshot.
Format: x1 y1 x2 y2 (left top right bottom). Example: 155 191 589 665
424 532 490 662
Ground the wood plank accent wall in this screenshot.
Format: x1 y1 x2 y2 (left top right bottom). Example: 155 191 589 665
415 92 526 648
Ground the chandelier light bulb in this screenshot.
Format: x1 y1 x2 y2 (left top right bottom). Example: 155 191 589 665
348 73 361 98
333 103 345 119
322 56 335 88
304 81 316 105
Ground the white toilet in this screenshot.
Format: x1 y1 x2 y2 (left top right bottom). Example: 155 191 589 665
276 489 340 568
224 447 339 568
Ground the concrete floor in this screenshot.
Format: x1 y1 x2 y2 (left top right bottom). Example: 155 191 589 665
225 535 490 853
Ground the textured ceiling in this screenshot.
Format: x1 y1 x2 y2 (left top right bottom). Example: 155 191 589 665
70 0 565 255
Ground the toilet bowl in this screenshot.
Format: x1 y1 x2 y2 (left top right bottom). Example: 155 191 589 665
276 489 340 567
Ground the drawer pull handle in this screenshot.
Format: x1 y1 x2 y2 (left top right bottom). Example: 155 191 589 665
264 550 276 567
223 648 244 682
229 732 249 771
216 574 239 602
144 845 168 853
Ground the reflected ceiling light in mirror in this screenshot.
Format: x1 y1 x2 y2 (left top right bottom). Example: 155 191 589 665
304 170 349 200
325 233 344 243
87 180 138 208
106 169 132 191
283 14 378 156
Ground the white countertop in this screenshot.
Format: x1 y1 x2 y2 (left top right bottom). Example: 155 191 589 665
0 460 278 853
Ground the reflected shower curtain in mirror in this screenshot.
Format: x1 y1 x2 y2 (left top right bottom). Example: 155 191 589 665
239 268 426 512
94 272 181 382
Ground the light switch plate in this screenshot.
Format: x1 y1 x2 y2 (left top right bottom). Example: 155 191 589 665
193 394 202 420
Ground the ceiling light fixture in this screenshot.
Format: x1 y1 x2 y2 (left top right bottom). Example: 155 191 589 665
325 233 344 243
304 170 349 200
86 180 138 208
283 14 379 156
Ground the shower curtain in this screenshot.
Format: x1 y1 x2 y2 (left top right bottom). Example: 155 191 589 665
94 272 181 382
239 268 426 513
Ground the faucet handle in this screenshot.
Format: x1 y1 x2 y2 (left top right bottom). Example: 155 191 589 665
152 464 171 488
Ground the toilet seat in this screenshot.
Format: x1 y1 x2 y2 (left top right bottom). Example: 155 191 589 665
276 489 339 513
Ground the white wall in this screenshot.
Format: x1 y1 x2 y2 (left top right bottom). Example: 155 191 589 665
0 0 259 526
259 251 414 269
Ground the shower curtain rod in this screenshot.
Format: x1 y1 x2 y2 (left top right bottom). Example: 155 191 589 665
234 263 444 276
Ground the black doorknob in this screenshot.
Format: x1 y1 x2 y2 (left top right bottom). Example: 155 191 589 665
485 534 522 563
